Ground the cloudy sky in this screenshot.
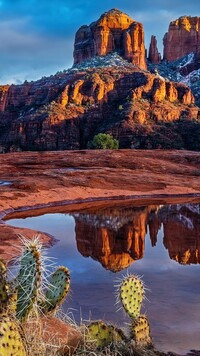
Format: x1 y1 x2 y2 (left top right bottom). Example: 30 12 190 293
0 0 199 84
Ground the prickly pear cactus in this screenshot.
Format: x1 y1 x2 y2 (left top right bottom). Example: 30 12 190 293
15 242 42 322
119 274 144 319
0 259 6 276
0 313 27 355
41 266 70 314
87 321 124 348
7 287 18 315
0 259 9 310
130 315 152 346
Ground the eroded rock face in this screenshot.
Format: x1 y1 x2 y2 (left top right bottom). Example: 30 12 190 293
73 203 200 270
73 9 147 70
74 206 155 272
0 85 10 112
148 35 161 64
0 65 198 151
160 205 200 264
163 16 200 62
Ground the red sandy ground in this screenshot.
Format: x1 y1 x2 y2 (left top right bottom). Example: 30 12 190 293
0 149 200 354
0 149 200 260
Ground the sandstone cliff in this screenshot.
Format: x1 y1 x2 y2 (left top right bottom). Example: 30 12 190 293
0 63 199 152
163 16 200 62
74 206 156 272
0 10 200 152
73 203 200 270
148 36 161 64
160 205 200 264
73 9 146 70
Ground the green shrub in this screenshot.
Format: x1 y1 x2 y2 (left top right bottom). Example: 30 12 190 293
88 133 119 149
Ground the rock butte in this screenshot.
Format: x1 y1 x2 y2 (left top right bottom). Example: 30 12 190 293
73 8 146 70
0 10 200 152
163 16 200 62
75 204 200 270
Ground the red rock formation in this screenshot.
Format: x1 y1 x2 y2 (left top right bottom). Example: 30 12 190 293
74 206 157 272
73 9 147 70
123 22 146 69
148 35 161 64
163 16 200 62
0 85 10 112
0 66 198 151
157 205 200 264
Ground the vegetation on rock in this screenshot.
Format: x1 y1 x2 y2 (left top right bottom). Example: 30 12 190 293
88 133 119 149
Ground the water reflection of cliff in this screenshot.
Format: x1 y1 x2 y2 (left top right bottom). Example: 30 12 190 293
72 203 200 272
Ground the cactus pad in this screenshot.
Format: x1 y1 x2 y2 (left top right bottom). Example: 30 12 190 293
131 315 152 346
16 243 42 322
0 259 9 309
42 266 70 314
87 321 124 348
0 313 27 355
0 259 6 276
119 274 144 319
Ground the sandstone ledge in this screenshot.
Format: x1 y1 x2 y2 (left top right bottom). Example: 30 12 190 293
0 149 200 261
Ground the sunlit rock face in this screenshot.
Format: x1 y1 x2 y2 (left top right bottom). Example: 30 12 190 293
73 9 147 70
148 35 161 64
163 16 200 62
159 204 200 264
74 205 159 272
0 66 197 152
72 203 200 271
0 10 199 153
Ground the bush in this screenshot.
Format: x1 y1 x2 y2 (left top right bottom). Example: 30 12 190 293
88 133 119 149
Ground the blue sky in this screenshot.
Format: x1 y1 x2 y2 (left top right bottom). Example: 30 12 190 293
0 0 199 84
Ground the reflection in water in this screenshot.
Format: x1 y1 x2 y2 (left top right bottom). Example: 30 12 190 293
6 202 200 354
72 203 200 271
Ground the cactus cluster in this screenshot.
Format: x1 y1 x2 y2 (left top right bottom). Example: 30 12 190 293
86 273 152 350
0 235 152 354
118 273 152 347
0 236 71 355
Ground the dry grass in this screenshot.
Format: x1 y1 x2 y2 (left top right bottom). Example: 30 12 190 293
22 313 170 356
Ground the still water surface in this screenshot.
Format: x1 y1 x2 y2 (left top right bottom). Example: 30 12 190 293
8 202 200 354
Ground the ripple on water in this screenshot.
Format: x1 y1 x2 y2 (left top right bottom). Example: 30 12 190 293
0 180 11 186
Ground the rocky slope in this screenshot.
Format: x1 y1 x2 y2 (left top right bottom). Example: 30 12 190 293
0 10 200 152
148 16 200 106
148 52 200 106
73 8 146 70
0 54 199 152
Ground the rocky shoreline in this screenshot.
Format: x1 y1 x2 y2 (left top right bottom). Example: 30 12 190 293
0 149 200 259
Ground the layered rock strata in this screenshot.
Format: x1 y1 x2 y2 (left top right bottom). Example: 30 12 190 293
73 9 147 70
163 16 200 62
0 65 198 151
74 203 200 270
